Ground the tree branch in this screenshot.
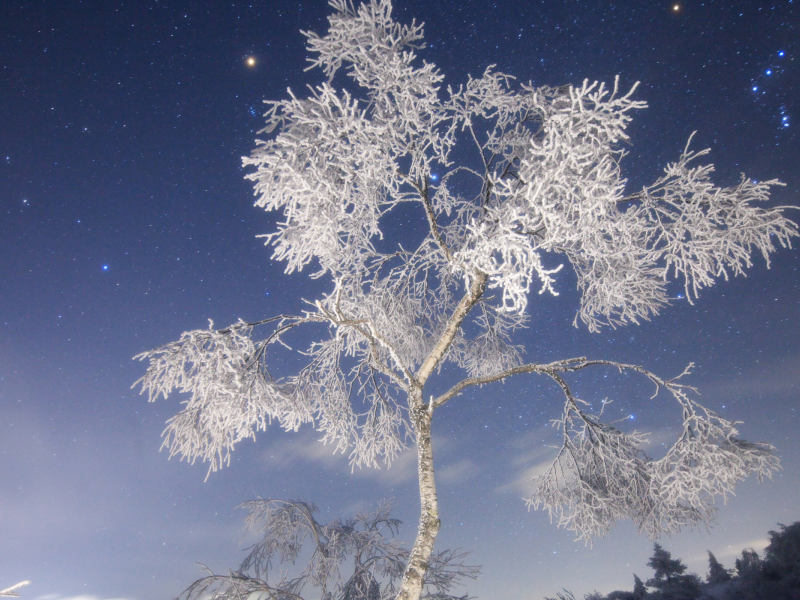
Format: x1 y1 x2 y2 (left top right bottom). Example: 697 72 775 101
420 179 454 262
416 271 489 388
431 357 681 409
314 300 413 388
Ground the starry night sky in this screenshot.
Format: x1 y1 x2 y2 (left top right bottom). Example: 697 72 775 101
2 1 799 599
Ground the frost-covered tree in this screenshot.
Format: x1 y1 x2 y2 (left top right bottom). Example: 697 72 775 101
133 1 797 598
176 499 477 600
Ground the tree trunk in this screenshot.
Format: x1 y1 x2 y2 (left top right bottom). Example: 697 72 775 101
396 390 439 600
396 272 487 599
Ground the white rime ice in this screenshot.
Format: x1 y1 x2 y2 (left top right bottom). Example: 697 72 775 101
134 1 796 598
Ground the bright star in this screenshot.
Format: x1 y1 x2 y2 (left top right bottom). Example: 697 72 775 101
673 4 680 11
102 265 109 271
766 69 772 75
752 86 758 92
778 51 785 57
247 57 256 66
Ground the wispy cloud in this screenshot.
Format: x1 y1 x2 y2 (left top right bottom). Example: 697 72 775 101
258 429 417 485
685 537 770 564
350 447 417 484
703 356 800 400
492 438 558 496
437 458 481 485
494 459 553 495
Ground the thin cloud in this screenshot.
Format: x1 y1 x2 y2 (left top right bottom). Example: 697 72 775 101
704 356 800 399
259 429 417 485
685 537 771 564
437 458 481 485
495 459 554 496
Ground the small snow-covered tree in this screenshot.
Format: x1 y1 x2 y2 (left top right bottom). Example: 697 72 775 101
176 499 477 600
134 1 796 598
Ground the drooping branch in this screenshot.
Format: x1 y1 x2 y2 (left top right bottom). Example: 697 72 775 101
432 355 687 409
133 311 413 476
432 355 779 542
532 363 777 542
134 318 318 419
175 568 303 600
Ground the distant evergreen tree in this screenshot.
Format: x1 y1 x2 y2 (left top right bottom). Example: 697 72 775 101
645 544 700 600
731 548 764 600
633 575 647 600
763 522 800 579
541 522 800 600
707 551 732 584
761 522 800 600
647 544 687 584
735 548 763 580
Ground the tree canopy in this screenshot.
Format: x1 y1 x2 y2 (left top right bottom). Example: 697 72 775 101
134 1 797 598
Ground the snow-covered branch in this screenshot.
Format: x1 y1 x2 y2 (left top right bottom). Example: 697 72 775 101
432 357 779 542
526 363 779 543
134 318 318 479
133 313 412 475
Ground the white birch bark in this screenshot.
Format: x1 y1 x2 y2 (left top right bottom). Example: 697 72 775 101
398 389 440 600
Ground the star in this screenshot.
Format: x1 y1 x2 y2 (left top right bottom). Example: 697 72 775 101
247 56 256 67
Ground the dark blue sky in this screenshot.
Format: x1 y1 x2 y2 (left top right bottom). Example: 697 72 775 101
1 1 798 599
